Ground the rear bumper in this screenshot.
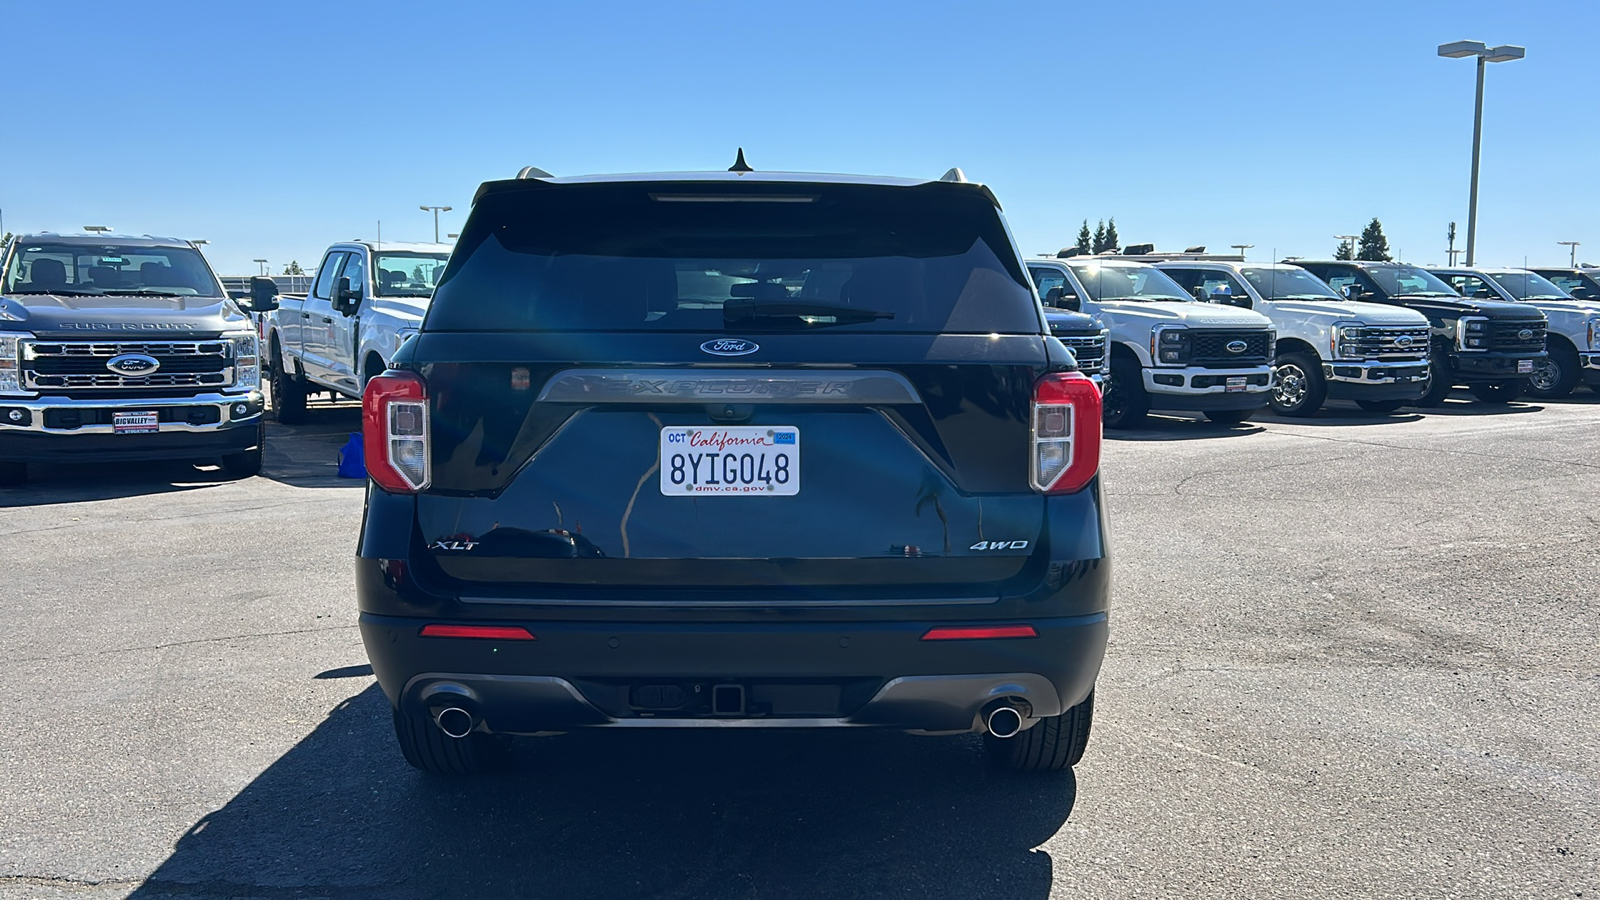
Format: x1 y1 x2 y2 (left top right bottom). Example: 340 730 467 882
360 611 1108 734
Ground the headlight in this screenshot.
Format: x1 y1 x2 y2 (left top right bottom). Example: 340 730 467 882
228 331 260 390
0 332 29 394
1456 316 1489 351
1588 317 1600 350
1331 322 1368 360
1153 326 1191 365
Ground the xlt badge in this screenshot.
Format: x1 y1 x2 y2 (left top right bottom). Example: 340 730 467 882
429 540 479 551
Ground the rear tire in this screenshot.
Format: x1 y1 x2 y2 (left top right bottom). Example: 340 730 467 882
1101 358 1148 429
986 692 1094 772
1469 380 1523 403
1269 352 1326 417
0 462 26 486
271 360 307 425
392 705 513 775
1204 408 1256 424
1525 343 1579 399
1355 399 1406 413
1416 344 1453 407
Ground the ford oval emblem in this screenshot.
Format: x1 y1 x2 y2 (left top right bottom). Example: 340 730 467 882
1394 335 1414 348
700 339 759 357
106 353 160 376
1518 328 1534 341
1226 340 1248 354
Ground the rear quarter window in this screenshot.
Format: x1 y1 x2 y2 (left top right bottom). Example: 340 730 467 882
425 182 1042 335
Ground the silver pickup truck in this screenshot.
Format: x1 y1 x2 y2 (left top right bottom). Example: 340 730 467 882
262 241 450 422
0 232 267 485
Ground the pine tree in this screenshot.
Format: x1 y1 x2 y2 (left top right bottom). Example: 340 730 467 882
1075 220 1092 253
1334 239 1355 260
1092 220 1108 254
1104 218 1120 253
281 260 305 276
1356 218 1392 262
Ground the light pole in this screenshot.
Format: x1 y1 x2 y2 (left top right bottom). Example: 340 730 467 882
1558 241 1580 267
1230 244 1254 260
1336 235 1358 259
84 225 112 234
253 258 268 276
420 205 452 243
1439 40 1525 266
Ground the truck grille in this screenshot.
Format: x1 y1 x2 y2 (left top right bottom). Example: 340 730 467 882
1190 330 1271 367
1053 329 1108 373
22 340 232 391
1345 326 1431 360
1487 318 1547 354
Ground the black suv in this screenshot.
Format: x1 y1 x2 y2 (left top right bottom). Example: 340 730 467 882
1296 261 1547 404
357 167 1111 775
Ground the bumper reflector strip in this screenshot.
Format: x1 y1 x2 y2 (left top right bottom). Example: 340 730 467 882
920 624 1039 641
419 624 537 641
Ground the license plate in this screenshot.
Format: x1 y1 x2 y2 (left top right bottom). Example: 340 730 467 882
1225 376 1247 393
113 411 159 434
1517 359 1534 374
660 426 799 496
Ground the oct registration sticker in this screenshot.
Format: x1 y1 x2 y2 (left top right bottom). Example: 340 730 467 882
660 427 799 496
113 411 159 434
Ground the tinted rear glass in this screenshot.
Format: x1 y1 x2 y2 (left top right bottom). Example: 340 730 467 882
425 181 1041 334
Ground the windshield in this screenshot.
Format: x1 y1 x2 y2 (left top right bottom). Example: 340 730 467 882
425 182 1040 334
1240 266 1341 300
2 242 222 297
1486 271 1571 301
1065 262 1190 302
1367 266 1458 297
375 252 449 297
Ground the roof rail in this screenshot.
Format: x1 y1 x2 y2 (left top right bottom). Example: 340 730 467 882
939 167 968 183
516 166 553 179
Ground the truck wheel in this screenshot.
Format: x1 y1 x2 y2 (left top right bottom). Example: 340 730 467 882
1204 408 1256 424
1416 345 1453 407
392 705 512 775
1525 344 1579 399
1355 399 1406 413
1269 352 1326 417
0 462 26 486
986 691 1094 772
1101 358 1148 429
1469 380 1523 403
220 424 265 479
272 364 307 424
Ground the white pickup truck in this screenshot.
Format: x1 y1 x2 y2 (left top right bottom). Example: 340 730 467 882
262 241 450 422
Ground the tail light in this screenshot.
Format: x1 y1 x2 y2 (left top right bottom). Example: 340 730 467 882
363 370 430 493
1030 372 1102 494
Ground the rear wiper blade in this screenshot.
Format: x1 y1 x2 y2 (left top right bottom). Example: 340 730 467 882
723 299 894 326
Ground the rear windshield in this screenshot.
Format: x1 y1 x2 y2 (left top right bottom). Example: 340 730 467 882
424 182 1041 334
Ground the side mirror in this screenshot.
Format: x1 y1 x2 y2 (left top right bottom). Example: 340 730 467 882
1572 287 1593 300
335 275 361 314
1340 284 1363 301
1191 285 1208 302
248 276 280 312
1219 294 1251 309
1043 287 1081 311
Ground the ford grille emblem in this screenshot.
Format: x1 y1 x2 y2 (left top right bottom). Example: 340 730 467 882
1518 329 1533 341
106 353 160 376
1225 340 1248 354
1394 335 1414 348
700 339 759 357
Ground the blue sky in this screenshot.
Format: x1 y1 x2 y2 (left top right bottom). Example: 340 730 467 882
2 0 1595 274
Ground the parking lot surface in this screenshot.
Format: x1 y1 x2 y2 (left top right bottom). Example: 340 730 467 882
1 395 1595 899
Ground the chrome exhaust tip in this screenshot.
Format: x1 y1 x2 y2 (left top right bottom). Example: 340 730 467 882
986 705 1024 739
435 707 475 739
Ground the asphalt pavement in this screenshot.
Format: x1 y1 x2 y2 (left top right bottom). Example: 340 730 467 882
1 392 1595 899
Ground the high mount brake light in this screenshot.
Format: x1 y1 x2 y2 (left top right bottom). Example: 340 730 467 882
363 370 430 493
1030 372 1102 494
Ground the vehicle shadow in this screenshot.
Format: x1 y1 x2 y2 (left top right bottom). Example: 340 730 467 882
262 402 366 489
129 684 1074 899
1106 413 1266 442
0 459 237 507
